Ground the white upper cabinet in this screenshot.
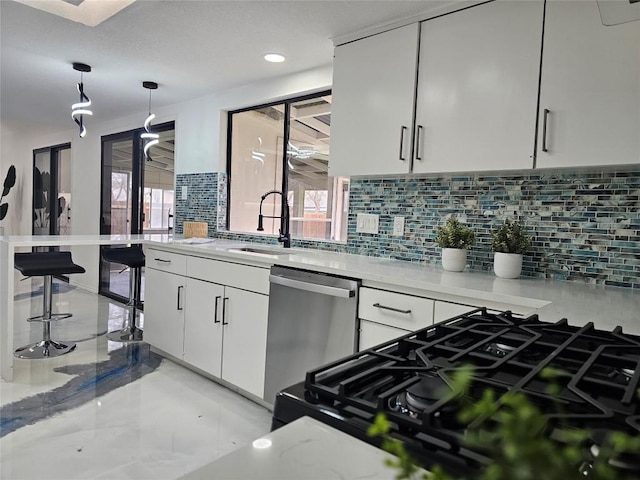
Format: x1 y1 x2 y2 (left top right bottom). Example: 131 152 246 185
329 24 420 177
413 0 543 173
536 0 640 168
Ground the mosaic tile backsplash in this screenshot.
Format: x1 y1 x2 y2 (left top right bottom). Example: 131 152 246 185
177 169 640 289
175 172 225 235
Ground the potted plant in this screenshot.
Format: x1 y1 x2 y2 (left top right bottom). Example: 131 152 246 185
0 165 16 235
491 219 531 278
434 218 475 272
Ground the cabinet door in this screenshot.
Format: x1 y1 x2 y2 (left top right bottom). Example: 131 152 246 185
433 301 475 323
144 267 185 359
537 1 640 168
414 0 543 173
183 278 224 377
359 320 409 351
220 287 269 398
329 24 419 177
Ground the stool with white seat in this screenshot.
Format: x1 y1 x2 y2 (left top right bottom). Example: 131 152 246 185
101 245 145 342
13 251 85 359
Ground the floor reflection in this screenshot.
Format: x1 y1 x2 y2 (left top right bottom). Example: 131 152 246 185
1 344 162 437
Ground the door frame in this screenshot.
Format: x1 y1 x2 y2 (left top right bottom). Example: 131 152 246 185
32 142 71 236
98 121 174 303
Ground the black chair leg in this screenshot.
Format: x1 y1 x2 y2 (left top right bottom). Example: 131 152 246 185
107 266 143 343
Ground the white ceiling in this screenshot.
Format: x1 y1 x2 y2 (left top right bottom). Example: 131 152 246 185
1 0 453 132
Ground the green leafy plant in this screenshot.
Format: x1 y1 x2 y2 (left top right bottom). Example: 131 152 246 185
368 367 640 480
0 165 16 222
435 218 475 250
490 219 531 254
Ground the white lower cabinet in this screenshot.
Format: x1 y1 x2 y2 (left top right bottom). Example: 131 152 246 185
359 320 410 351
144 249 270 399
144 267 185 359
358 288 479 351
183 277 224 377
220 286 268 398
358 287 434 351
182 279 268 398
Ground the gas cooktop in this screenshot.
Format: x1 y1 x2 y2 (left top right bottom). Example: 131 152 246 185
272 308 640 478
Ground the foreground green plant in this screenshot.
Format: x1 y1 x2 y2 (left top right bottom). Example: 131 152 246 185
368 367 640 480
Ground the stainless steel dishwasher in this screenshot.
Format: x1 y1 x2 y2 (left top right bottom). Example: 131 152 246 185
263 266 360 405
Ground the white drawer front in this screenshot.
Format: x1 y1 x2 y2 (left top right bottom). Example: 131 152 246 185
359 320 410 351
434 301 475 323
146 249 187 276
359 287 434 331
187 256 270 295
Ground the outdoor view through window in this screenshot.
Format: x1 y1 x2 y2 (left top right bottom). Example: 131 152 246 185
227 91 349 242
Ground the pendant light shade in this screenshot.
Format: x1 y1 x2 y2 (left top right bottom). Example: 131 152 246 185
141 81 159 160
70 62 92 138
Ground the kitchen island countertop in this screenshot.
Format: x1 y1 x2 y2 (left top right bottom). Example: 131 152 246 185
178 416 416 480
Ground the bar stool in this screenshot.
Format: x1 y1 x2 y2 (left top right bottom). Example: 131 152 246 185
102 245 145 342
14 251 86 359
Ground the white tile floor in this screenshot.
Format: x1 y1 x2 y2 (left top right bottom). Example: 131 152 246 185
0 275 272 480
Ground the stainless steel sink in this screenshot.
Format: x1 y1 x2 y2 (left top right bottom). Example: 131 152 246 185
227 247 296 257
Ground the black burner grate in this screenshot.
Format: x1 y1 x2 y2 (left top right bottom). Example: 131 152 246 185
275 308 640 475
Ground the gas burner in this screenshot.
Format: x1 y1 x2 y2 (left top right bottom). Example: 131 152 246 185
583 429 640 475
485 342 516 357
390 376 457 426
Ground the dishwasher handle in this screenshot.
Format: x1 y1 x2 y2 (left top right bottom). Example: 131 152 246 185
269 274 356 298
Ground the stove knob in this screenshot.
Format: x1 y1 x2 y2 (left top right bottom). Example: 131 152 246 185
578 461 593 477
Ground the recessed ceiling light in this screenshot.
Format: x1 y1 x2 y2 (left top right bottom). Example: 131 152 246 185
264 53 285 63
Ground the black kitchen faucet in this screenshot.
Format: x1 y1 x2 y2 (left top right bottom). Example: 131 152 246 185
257 190 291 248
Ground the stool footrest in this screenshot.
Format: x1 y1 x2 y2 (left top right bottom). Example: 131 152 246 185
27 313 73 323
14 340 77 359
107 327 143 343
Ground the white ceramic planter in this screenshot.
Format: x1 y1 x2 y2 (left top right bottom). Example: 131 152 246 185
441 248 468 272
493 252 523 279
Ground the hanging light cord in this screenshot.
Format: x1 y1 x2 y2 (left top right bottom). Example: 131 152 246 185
71 71 92 138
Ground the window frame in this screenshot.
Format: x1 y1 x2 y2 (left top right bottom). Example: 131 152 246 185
225 89 332 238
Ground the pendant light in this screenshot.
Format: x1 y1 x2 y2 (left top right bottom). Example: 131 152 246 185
141 81 159 160
70 63 92 138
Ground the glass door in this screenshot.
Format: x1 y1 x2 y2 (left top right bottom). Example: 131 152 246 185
33 143 71 237
99 122 174 302
142 129 175 234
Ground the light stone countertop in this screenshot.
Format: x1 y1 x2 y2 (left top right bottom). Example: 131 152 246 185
179 416 416 480
145 238 640 335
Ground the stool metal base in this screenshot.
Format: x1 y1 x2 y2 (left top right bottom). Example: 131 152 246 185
14 340 77 359
106 326 143 343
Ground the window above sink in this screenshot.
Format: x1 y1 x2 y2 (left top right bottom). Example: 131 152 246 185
225 90 350 243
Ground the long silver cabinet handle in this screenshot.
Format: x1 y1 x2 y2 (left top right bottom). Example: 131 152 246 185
214 296 221 323
154 258 171 263
399 126 408 161
415 125 423 161
373 302 411 315
542 109 550 153
222 297 229 325
177 286 184 310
